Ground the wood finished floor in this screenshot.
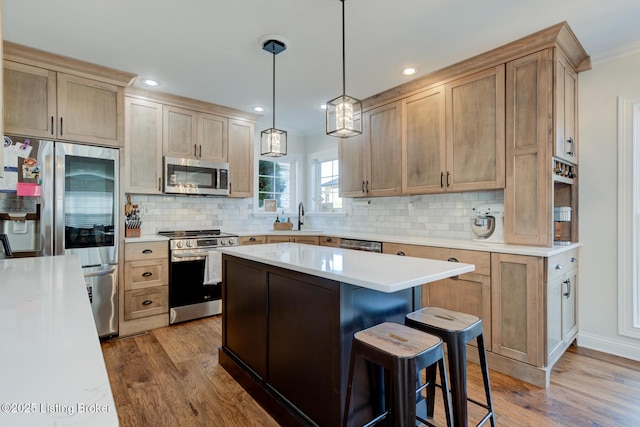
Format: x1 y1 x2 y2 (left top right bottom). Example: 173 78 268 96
101 316 640 427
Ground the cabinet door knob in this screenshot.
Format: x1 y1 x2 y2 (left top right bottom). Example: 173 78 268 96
142 300 153 306
571 257 577 263
555 264 563 270
142 272 152 277
397 251 405 256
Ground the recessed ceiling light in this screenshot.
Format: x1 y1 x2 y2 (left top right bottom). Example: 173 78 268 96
253 106 265 112
402 67 417 76
141 78 160 87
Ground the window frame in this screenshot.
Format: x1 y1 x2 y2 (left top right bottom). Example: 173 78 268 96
254 154 299 214
309 150 344 214
617 95 640 339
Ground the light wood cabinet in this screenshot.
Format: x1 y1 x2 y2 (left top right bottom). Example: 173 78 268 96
491 253 543 366
228 118 254 198
445 65 506 192
266 235 319 245
121 241 169 335
162 105 228 162
546 249 578 364
239 235 266 245
3 60 123 146
366 101 402 197
554 50 578 164
504 51 553 246
338 114 366 197
124 97 163 194
0 10 3 178
319 236 341 248
402 86 446 194
339 102 402 198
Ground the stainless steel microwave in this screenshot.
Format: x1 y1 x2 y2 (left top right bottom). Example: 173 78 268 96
164 156 230 196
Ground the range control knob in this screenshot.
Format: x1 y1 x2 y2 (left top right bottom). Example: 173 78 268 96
186 240 193 248
220 239 227 245
176 241 183 248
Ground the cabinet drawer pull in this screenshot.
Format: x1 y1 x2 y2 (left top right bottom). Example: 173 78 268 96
142 249 153 254
396 251 405 256
249 237 257 242
142 272 152 277
326 237 332 242
571 257 577 263
447 257 459 263
555 264 563 270
142 300 153 306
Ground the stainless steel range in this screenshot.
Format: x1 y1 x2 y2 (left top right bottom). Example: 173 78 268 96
158 229 238 324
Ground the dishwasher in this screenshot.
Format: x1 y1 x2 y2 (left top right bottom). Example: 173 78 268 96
339 238 382 253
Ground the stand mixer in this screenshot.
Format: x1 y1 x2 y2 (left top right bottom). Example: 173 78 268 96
471 203 504 243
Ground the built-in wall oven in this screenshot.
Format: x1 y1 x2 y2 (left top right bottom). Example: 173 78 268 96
158 229 238 324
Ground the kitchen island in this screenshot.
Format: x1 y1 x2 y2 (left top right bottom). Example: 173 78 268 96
218 243 474 427
0 255 118 427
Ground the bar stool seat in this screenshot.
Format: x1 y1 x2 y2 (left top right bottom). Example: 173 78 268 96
405 307 496 427
342 322 452 427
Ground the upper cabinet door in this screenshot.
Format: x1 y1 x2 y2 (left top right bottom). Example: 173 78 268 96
402 86 446 194
366 101 402 197
339 114 367 198
198 112 228 162
124 97 163 194
555 51 578 165
57 73 121 146
446 65 506 192
3 61 57 138
228 118 254 198
162 105 198 158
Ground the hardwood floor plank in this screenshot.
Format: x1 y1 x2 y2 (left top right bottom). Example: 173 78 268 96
101 316 640 427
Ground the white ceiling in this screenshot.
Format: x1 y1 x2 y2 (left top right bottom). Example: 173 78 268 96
3 0 640 137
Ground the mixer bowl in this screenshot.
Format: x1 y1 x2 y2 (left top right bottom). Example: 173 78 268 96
471 216 495 238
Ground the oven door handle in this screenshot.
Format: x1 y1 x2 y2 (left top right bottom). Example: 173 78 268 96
172 253 207 261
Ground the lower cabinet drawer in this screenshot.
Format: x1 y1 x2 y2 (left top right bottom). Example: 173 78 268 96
124 286 168 320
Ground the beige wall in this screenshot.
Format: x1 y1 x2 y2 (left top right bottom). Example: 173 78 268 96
578 45 640 360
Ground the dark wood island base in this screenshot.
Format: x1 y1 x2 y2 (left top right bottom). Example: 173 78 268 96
219 254 419 426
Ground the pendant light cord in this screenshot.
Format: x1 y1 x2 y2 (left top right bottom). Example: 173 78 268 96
341 0 346 96
272 50 276 129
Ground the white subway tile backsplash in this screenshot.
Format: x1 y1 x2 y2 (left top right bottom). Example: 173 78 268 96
128 190 503 240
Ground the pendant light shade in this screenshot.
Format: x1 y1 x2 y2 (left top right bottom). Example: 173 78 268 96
326 0 362 138
261 39 288 157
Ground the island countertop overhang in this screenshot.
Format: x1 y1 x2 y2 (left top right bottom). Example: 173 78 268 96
218 242 474 293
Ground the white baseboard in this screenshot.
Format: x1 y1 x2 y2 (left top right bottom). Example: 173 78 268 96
577 332 640 362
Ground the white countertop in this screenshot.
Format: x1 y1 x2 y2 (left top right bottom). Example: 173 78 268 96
124 234 169 243
231 230 579 257
219 243 474 293
0 255 118 427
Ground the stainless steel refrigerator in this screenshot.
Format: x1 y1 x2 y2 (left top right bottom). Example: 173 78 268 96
1 135 119 338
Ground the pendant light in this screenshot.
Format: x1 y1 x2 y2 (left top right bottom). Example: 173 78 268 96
326 0 362 138
261 39 287 157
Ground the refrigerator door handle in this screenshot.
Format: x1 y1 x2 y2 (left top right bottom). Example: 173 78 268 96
54 147 66 256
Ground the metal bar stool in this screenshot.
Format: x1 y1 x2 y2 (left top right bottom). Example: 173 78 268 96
405 307 496 427
342 322 453 427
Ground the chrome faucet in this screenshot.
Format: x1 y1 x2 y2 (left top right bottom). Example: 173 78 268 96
298 202 305 231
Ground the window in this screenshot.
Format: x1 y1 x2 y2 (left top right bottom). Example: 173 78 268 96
316 159 342 212
618 95 640 339
258 159 292 210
